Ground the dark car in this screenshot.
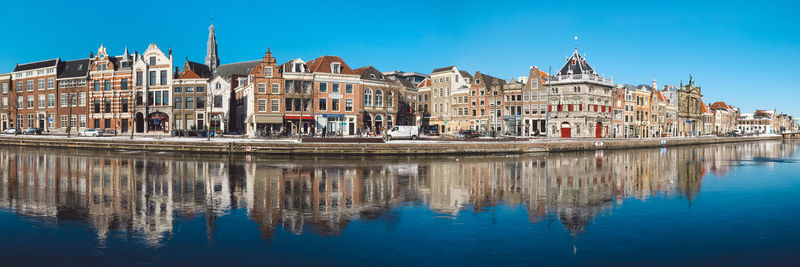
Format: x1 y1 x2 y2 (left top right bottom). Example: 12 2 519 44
23 128 42 135
425 125 440 136
462 129 480 138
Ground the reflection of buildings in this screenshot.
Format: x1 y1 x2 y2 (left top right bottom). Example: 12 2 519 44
0 141 796 244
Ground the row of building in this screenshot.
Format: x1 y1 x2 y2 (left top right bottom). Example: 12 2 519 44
1 23 796 137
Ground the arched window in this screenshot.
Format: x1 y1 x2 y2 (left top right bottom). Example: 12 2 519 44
387 115 393 128
387 92 394 108
364 88 373 106
375 90 383 107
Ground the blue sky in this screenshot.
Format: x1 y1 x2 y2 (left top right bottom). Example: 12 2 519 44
1 0 798 115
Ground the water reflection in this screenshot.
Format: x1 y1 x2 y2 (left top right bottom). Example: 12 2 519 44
0 141 796 246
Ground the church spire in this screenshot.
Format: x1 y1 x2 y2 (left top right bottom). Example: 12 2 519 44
205 18 219 74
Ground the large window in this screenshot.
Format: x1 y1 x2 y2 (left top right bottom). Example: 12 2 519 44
185 96 194 109
271 83 279 94
332 83 339 93
258 83 266 94
213 95 223 108
104 80 111 91
344 99 353 111
162 91 169 105
1 82 7 93
1 97 6 109
174 97 182 110
318 98 327 111
197 97 205 109
271 99 279 112
38 95 45 108
17 96 23 110
94 81 100 91
375 90 383 107
331 99 339 111
16 81 22 92
37 79 44 90
26 95 33 108
319 83 327 93
121 98 128 112
387 92 394 108
79 92 86 106
121 78 128 90
26 80 33 91
136 71 143 86
346 84 353 94
364 89 372 106
160 70 167 85
264 67 273 77
94 99 101 113
104 99 112 113
149 71 156 85
47 78 54 89
258 99 266 112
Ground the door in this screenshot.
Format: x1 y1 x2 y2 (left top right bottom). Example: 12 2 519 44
121 119 128 133
595 122 602 138
135 113 144 133
560 122 571 138
39 119 45 129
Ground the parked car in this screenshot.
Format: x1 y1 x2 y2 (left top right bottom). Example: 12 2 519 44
23 128 42 135
78 129 104 137
425 125 440 136
2 127 17 134
387 126 419 140
462 129 481 138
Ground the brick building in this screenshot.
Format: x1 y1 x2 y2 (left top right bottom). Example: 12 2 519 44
355 65 398 134
12 59 59 132
173 58 212 132
1 74 10 130
306 55 361 136
56 58 90 135
245 49 284 136
469 71 505 134
89 45 134 133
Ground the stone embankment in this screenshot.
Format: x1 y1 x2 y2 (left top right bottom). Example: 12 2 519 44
0 135 786 155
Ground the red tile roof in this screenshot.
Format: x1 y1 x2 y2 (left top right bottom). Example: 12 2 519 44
305 55 355 74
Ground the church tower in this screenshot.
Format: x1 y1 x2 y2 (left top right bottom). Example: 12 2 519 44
205 21 220 74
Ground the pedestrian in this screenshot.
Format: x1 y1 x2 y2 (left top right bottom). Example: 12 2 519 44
322 125 327 137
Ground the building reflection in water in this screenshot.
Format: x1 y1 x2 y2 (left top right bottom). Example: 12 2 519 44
0 141 795 245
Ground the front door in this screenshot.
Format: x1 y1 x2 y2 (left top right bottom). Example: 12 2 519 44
39 119 45 130
121 119 128 133
595 122 602 138
561 122 571 138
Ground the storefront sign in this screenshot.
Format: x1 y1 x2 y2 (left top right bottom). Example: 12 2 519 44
322 114 344 118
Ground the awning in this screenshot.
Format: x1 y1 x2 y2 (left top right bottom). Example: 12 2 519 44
253 114 283 124
284 115 314 120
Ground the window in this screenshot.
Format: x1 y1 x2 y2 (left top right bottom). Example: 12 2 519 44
94 99 101 113
271 99 279 112
26 95 33 108
196 86 204 93
1 97 6 109
37 79 44 90
17 96 23 110
197 97 205 109
345 99 353 112
61 115 68 129
331 63 341 74
271 83 279 94
38 95 45 108
375 90 383 107
136 71 143 86
121 78 128 90
346 84 353 94
160 70 167 85
93 81 100 91
332 99 340 111
185 96 194 109
79 116 86 128
264 67 273 77
104 118 111 129
364 89 372 106
1 82 7 93
149 57 156 65
78 92 86 106
149 71 156 85
319 83 327 93
174 97 182 109
121 98 128 112
16 81 22 92
47 78 54 89
332 83 340 93
162 91 169 105
26 80 33 91
155 91 162 105
185 86 194 93
318 98 327 110
213 95 223 108
197 113 204 129
174 87 182 93
105 99 112 113
104 80 111 91
387 92 394 108
258 99 266 112
258 83 266 94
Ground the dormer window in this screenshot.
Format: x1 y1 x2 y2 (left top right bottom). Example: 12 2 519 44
265 67 273 78
294 63 302 72
369 74 376 79
476 79 480 84
149 57 156 65
331 63 341 74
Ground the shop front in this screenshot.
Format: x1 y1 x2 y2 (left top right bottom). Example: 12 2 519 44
146 112 169 133
251 114 283 135
284 115 314 135
318 114 355 136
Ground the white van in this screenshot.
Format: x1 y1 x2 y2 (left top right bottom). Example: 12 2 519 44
387 126 419 140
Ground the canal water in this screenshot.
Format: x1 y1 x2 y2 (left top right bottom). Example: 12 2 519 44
0 141 798 265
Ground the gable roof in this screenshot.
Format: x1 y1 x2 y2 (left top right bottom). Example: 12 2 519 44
431 65 455 74
417 78 431 88
15 59 59 72
58 59 90 79
475 72 506 88
214 60 260 81
710 102 730 110
459 70 473 80
700 102 710 114
353 65 386 81
557 49 596 76
306 55 355 74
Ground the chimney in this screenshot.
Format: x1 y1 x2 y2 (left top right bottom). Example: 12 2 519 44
90 51 94 58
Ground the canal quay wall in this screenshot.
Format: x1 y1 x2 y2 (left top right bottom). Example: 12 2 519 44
0 135 786 156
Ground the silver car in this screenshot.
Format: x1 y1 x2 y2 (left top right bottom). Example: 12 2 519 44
78 129 104 137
